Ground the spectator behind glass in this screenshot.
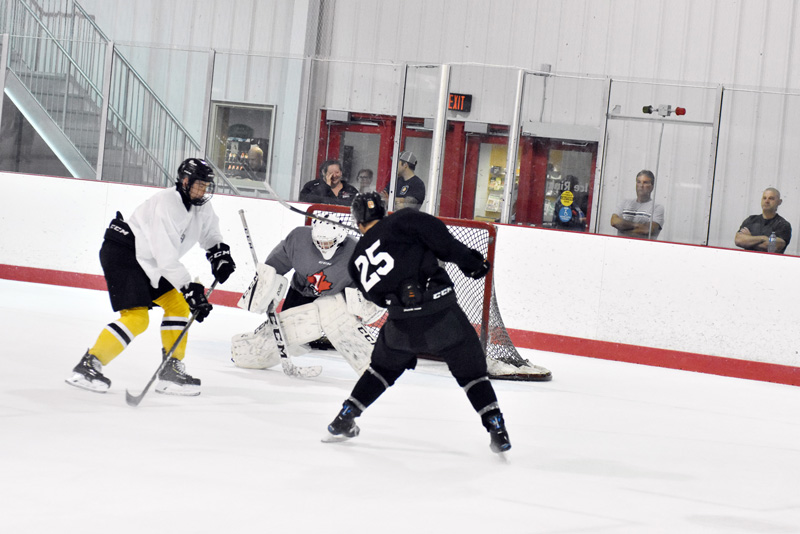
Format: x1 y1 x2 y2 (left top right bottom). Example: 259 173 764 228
381 151 425 210
246 145 265 178
356 168 374 193
734 187 792 254
299 159 359 206
552 176 587 231
610 170 665 239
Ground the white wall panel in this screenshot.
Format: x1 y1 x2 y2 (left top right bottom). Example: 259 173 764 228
5 173 800 369
322 0 800 92
27 0 800 255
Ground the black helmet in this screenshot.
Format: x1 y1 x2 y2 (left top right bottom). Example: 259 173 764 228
177 158 215 206
351 192 385 225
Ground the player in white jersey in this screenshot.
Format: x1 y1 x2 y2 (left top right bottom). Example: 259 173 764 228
65 158 236 396
232 215 381 375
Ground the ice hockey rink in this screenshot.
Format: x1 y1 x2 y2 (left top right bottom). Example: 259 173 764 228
2 278 799 534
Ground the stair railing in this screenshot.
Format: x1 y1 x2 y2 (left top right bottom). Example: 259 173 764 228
3 0 240 192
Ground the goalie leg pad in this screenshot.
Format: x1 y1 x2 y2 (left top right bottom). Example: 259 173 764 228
317 294 375 376
487 356 553 382
230 321 282 369
238 263 288 314
280 302 325 346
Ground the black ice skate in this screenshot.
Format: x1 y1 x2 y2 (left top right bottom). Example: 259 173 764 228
65 351 111 393
155 354 201 396
323 401 361 442
308 335 334 351
485 413 512 453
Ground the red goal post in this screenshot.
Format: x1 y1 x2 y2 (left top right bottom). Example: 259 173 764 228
305 204 551 382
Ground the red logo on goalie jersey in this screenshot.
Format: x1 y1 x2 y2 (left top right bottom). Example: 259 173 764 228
308 270 333 295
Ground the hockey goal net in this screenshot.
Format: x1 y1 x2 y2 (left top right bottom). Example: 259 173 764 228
306 204 551 382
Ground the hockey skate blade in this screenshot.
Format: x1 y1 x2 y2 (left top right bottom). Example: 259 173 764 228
65 375 109 393
321 432 355 443
494 450 510 464
154 383 201 396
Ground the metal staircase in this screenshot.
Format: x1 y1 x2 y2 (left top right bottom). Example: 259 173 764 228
0 0 238 192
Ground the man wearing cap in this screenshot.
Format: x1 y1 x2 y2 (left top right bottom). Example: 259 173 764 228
382 151 426 210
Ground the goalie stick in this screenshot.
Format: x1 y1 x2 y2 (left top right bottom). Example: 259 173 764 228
125 279 218 407
239 209 322 378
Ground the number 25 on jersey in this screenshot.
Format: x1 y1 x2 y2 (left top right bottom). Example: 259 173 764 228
353 240 394 291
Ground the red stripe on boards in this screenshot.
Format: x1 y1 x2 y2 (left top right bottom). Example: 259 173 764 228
0 264 241 307
507 328 800 387
3 263 799 387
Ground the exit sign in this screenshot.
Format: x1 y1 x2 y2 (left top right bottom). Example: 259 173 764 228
448 93 472 112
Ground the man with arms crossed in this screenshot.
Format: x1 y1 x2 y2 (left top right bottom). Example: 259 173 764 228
735 187 792 254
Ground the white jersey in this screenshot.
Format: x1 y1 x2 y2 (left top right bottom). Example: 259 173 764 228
127 187 224 290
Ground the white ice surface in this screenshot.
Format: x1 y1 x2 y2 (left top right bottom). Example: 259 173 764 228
2 279 800 534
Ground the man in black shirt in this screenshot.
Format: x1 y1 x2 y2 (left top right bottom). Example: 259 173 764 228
323 192 511 453
734 187 792 254
381 151 426 210
299 159 359 206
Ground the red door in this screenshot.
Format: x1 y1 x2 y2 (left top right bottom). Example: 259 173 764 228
317 111 597 227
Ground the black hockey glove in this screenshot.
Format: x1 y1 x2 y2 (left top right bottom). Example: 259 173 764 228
460 249 491 279
182 283 213 323
206 243 236 284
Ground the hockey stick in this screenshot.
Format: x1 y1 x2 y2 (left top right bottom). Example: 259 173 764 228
256 175 359 232
125 279 219 407
239 209 322 378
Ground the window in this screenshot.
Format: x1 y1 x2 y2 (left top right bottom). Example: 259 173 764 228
207 103 275 192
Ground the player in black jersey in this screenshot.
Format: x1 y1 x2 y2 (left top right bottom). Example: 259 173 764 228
324 192 511 453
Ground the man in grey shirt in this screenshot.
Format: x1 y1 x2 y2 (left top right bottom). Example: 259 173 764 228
734 187 792 254
610 170 665 239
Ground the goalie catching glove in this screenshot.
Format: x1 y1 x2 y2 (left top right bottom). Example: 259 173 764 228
206 243 236 283
238 263 289 314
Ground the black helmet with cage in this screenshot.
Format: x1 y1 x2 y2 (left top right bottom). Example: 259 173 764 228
177 158 216 206
350 192 386 226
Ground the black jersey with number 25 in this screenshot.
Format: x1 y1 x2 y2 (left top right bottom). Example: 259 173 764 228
347 209 484 309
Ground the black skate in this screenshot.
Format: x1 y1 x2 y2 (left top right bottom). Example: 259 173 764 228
308 335 334 351
485 413 512 453
155 354 201 396
323 401 361 442
65 351 111 393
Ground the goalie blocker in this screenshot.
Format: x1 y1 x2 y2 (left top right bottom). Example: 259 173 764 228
232 289 379 376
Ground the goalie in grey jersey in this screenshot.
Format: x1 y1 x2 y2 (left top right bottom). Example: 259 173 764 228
231 215 383 375
324 192 511 454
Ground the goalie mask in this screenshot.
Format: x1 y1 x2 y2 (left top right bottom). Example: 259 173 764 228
177 158 216 206
351 192 385 226
312 216 347 260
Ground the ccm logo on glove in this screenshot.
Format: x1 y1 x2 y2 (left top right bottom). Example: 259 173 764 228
206 243 236 283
